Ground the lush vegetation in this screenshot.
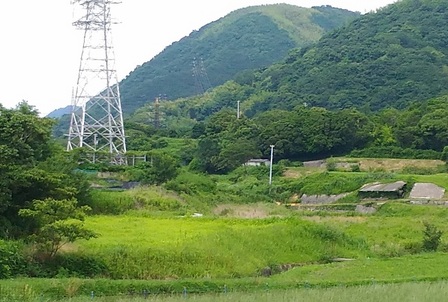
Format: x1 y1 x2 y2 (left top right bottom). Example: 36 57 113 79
7 1 448 301
117 4 359 114
154 0 448 120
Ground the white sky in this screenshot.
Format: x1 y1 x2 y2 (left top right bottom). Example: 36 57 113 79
0 0 397 116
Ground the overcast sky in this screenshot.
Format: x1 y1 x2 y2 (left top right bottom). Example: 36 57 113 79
0 0 398 116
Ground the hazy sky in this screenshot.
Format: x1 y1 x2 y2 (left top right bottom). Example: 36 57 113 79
0 0 397 116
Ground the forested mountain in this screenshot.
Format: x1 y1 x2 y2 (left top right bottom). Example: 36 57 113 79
118 4 359 114
247 0 448 112
161 0 448 119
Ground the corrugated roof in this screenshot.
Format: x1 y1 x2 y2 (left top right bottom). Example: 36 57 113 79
360 181 406 192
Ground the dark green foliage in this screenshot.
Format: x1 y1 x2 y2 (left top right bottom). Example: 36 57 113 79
0 103 91 238
118 4 359 115
127 152 180 185
441 146 448 162
42 253 108 278
231 0 448 114
422 222 442 252
350 147 442 160
0 240 26 279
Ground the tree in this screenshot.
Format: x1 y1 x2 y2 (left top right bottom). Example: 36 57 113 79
19 198 96 258
422 221 442 252
130 152 180 185
0 102 91 237
216 139 261 172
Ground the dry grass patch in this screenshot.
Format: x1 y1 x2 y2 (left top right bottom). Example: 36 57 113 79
283 167 325 178
303 216 368 224
355 158 444 172
213 203 289 218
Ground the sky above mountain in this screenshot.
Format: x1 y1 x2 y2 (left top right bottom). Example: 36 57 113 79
0 0 397 116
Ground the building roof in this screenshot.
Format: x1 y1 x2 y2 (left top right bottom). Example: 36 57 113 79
359 181 406 193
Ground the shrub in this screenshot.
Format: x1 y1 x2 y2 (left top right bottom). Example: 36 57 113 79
350 164 361 172
165 172 217 195
0 240 27 278
326 161 337 171
85 190 135 215
43 253 109 278
422 222 442 252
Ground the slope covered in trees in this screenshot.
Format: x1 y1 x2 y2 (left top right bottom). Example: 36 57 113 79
246 0 448 112
131 0 448 126
118 4 359 114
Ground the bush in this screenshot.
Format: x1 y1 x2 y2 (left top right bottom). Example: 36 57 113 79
0 240 27 278
84 190 135 215
422 222 442 252
165 172 217 195
326 161 337 171
42 253 109 278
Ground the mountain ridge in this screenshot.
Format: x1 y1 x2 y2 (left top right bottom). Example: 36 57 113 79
117 4 359 115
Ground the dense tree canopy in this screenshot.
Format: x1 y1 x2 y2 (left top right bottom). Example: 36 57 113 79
118 4 359 114
0 103 90 237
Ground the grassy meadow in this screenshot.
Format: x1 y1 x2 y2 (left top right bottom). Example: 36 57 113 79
3 158 448 300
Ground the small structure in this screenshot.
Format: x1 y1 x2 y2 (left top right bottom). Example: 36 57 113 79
410 183 445 200
300 194 348 205
303 160 326 168
358 181 406 199
244 159 271 167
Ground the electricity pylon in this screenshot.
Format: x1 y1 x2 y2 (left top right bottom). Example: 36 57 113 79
67 0 126 164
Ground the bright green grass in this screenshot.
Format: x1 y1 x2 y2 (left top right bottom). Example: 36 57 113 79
3 256 448 302
78 216 368 279
275 253 448 284
82 216 223 249
68 282 448 302
302 202 448 257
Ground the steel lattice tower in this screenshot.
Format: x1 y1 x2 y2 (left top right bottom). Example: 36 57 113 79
67 0 126 164
192 57 211 95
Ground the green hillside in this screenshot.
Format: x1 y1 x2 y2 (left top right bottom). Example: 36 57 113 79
243 0 448 113
118 4 359 114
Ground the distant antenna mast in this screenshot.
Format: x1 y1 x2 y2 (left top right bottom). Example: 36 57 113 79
192 57 211 95
67 0 126 164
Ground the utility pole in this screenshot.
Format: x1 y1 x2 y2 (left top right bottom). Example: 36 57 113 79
237 101 240 119
67 0 127 165
269 145 275 186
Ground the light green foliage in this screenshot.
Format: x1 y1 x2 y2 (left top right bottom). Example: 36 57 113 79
19 198 96 258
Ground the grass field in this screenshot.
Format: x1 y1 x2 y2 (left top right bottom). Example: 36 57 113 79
4 157 448 300
78 216 369 279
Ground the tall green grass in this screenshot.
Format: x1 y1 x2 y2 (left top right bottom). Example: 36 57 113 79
85 187 187 215
77 216 368 279
3 257 448 301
